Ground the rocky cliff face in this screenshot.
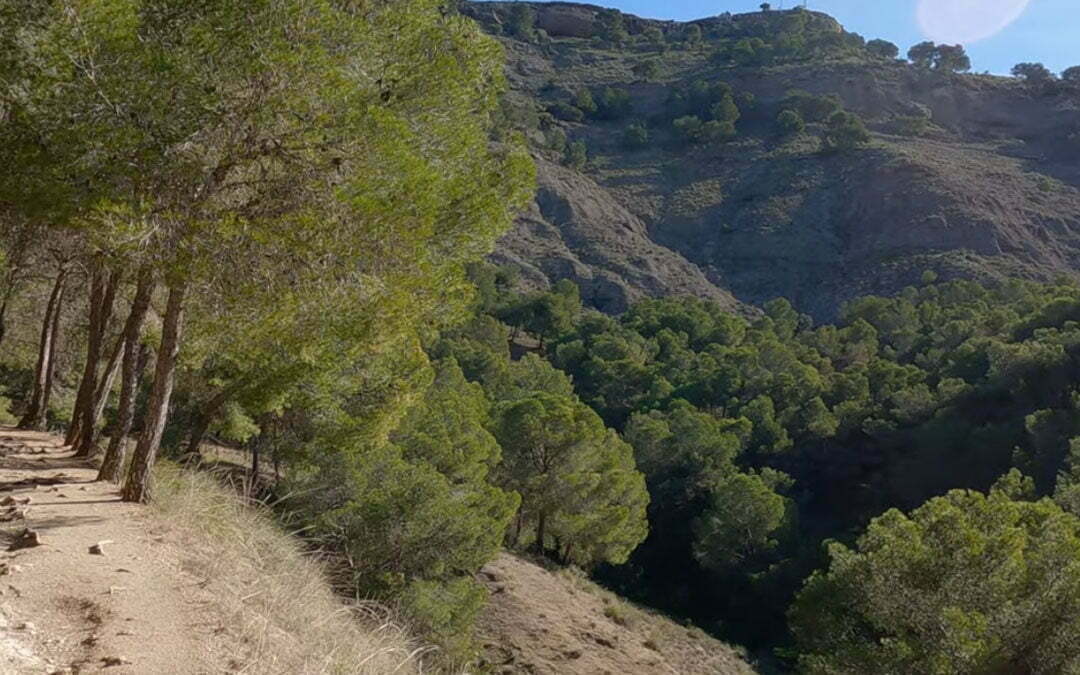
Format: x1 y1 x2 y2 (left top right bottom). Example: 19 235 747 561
464 2 1080 318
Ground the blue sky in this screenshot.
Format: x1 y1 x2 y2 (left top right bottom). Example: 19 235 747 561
522 0 1079 75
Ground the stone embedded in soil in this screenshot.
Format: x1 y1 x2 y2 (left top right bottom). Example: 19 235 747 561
8 529 41 551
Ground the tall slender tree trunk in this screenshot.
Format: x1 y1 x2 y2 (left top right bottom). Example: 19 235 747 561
73 336 123 457
19 268 68 430
0 296 9 351
98 272 154 482
40 279 67 428
534 510 547 556
122 283 185 503
67 265 122 449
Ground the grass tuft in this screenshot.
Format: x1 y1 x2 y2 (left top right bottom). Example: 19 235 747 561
150 463 424 674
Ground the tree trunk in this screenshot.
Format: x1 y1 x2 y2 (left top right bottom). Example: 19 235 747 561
19 268 68 430
0 296 8 351
249 436 262 496
511 509 523 548
183 413 213 462
73 335 123 457
66 263 120 446
534 510 547 556
122 283 185 503
40 278 67 429
98 271 154 481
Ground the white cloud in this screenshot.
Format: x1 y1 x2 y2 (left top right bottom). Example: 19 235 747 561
917 0 1031 44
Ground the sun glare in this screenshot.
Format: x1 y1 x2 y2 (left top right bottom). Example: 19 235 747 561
916 0 1031 45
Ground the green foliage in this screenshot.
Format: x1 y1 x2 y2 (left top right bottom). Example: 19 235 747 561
288 438 518 595
790 485 1080 673
491 392 649 566
399 577 489 664
781 89 842 123
548 101 585 123
893 114 931 137
673 116 735 145
1012 61 1055 83
632 59 661 82
574 89 598 116
823 110 871 152
907 40 936 68
594 9 628 45
0 387 15 426
642 27 665 50
393 359 502 484
622 123 650 150
681 24 702 46
866 39 899 60
545 127 567 153
776 109 806 136
694 472 788 570
505 3 536 42
563 140 588 169
593 87 632 121
909 41 971 72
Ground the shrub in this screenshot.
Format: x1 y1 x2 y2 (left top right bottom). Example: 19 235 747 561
782 89 842 123
1012 62 1055 83
710 93 740 125
866 39 899 60
681 24 702 46
673 116 734 145
574 88 597 116
777 109 805 136
594 8 628 44
823 110 870 151
506 4 536 42
1064 66 1080 84
546 128 567 153
594 87 632 121
643 27 664 49
548 102 584 123
622 123 650 149
673 115 703 143
894 114 930 137
563 140 587 169
632 59 661 82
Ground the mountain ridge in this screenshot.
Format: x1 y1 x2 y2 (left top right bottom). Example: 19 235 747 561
467 1 1080 318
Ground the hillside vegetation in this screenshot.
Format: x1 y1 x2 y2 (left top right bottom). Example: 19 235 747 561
6 1 1080 673
465 1 1080 318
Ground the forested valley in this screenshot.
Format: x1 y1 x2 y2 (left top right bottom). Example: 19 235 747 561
4 1 1080 674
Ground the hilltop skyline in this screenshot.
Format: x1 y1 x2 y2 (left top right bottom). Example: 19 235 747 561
503 0 1078 75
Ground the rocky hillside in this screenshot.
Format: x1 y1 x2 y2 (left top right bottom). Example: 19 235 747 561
465 1 1080 318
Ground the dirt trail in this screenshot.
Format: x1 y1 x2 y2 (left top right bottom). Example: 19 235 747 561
0 427 229 674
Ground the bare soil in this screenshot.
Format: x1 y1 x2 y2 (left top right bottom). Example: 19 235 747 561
0 428 233 674
475 552 757 674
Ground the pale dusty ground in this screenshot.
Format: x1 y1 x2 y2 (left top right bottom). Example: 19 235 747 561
0 428 231 674
475 553 757 675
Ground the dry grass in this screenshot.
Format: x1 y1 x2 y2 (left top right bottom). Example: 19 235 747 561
150 463 426 675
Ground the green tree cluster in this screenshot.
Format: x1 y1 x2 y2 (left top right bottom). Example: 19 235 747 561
791 482 1080 673
908 41 972 72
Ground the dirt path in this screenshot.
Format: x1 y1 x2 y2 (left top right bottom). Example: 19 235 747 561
0 427 229 674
